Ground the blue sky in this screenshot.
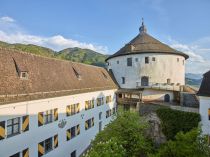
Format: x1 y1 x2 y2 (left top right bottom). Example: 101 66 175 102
0 0 210 74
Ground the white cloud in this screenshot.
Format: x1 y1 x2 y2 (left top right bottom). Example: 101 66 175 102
167 37 210 74
0 16 108 53
0 16 15 23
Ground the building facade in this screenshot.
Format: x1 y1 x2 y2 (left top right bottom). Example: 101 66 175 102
106 21 189 108
197 71 210 141
0 49 117 157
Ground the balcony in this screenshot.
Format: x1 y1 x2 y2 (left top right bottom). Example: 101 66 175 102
136 82 182 91
117 97 140 104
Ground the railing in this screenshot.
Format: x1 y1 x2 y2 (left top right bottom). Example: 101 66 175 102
117 98 140 104
136 82 181 91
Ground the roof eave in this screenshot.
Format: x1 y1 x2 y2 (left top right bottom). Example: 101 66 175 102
105 51 189 62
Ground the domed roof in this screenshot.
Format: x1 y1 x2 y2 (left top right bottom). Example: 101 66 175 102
106 21 189 61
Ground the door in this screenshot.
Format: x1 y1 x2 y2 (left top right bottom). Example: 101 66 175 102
141 76 149 86
164 94 170 102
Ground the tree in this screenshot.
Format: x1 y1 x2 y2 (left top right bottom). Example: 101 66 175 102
84 110 153 157
149 128 210 157
84 138 126 157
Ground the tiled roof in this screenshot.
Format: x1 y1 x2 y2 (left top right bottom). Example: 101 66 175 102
106 25 189 61
197 71 210 97
0 48 117 104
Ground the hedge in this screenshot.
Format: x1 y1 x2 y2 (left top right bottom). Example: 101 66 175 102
156 108 201 140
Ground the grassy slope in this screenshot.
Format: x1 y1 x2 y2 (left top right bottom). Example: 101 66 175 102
0 41 107 67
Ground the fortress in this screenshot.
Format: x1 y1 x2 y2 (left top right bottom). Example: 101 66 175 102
0 22 192 157
107 21 189 110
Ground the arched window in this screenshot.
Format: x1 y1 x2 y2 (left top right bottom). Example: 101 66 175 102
141 76 149 86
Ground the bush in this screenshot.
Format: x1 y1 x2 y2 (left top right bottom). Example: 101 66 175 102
156 108 200 140
84 110 153 157
149 128 210 157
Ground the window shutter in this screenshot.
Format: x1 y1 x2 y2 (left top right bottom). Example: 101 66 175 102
91 118 94 127
76 104 80 113
208 109 210 120
54 134 58 148
85 101 88 110
38 141 44 157
66 106 70 116
38 112 44 127
22 115 29 132
85 121 88 130
76 125 80 135
0 121 5 140
66 129 71 141
92 100 94 108
54 108 58 121
22 148 29 157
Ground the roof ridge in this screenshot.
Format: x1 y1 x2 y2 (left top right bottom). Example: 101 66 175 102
0 47 105 69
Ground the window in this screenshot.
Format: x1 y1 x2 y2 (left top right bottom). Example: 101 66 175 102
152 57 155 61
7 117 20 137
67 125 80 141
44 137 53 153
10 148 29 157
38 109 58 127
66 103 80 117
10 152 20 157
208 109 210 120
38 135 57 156
106 109 112 118
85 100 94 110
85 118 94 130
106 95 112 104
71 150 76 157
71 126 76 138
127 58 132 66
117 60 119 64
97 97 104 106
145 57 149 64
122 77 125 84
167 79 171 84
99 112 102 120
44 110 53 124
183 60 185 65
135 58 138 62
177 58 179 62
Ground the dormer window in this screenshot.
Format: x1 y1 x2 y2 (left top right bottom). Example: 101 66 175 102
20 71 28 79
73 67 81 80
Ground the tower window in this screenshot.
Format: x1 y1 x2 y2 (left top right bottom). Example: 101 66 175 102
117 60 119 64
183 60 185 65
135 58 138 62
145 57 149 64
127 58 132 66
177 58 179 62
122 77 125 84
152 57 155 61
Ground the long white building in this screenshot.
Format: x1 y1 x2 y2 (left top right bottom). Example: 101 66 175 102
106 21 189 109
197 71 210 142
0 48 117 157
